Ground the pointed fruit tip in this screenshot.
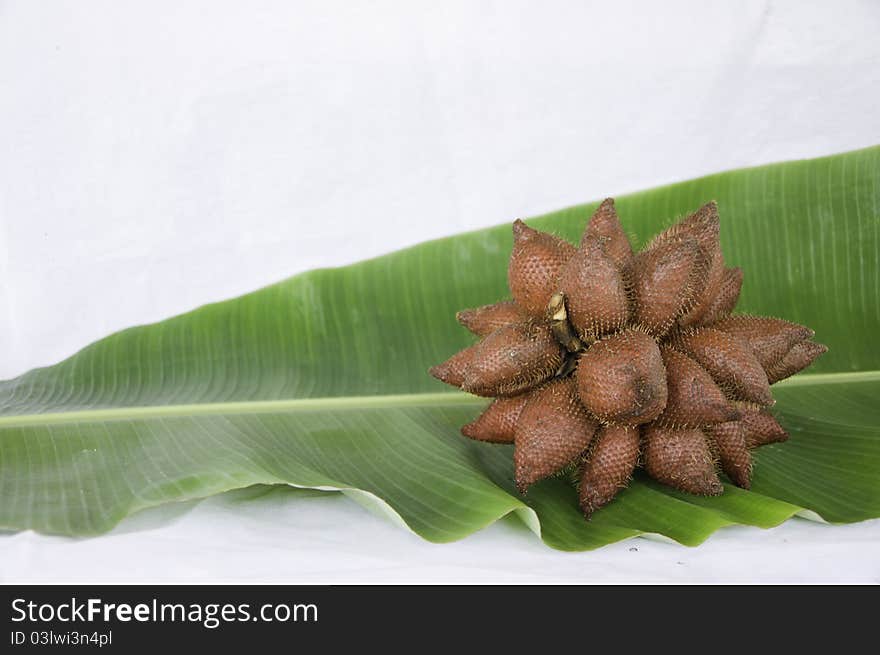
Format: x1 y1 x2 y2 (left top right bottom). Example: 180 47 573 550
430 362 463 387
694 200 719 221
512 219 535 241
455 309 475 326
775 427 790 442
797 326 816 340
679 472 724 496
706 478 725 496
703 201 720 223
578 484 607 521
733 476 751 491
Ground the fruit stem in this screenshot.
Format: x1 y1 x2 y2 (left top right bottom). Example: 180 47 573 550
547 292 584 353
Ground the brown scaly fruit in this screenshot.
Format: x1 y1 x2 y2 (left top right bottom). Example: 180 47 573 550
508 220 577 317
431 198 826 519
457 301 525 337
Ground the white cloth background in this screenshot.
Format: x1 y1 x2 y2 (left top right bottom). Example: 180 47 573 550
1 0 878 583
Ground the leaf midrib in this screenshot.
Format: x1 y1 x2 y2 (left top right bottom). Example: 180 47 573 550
0 370 876 429
0 391 484 428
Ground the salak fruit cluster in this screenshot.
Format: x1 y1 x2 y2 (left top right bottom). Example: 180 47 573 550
430 199 826 518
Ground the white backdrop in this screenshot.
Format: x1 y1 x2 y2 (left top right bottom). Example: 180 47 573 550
1 0 879 583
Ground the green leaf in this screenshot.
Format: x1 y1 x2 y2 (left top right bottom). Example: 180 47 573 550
2 145 878 549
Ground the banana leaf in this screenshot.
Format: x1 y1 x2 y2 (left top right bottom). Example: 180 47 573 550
1 146 878 550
